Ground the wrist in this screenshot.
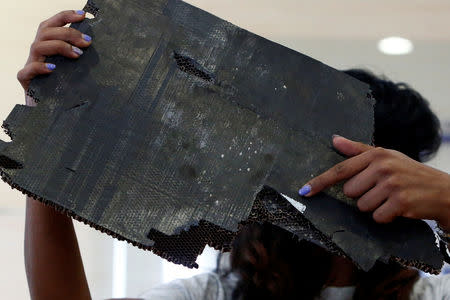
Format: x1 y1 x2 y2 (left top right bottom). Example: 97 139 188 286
435 172 450 232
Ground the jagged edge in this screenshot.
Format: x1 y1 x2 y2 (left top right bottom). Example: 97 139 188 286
257 188 442 274
390 256 440 275
147 221 234 268
84 0 100 17
0 169 233 269
26 88 40 104
1 122 13 140
0 167 441 273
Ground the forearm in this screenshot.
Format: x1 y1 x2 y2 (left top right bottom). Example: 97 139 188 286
435 173 450 232
20 10 94 299
25 196 91 300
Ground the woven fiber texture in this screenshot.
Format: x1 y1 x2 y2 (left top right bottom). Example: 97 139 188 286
0 0 443 272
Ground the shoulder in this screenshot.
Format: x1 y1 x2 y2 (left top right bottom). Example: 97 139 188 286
140 272 237 300
410 274 450 300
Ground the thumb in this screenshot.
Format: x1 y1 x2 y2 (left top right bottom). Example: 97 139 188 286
333 135 373 157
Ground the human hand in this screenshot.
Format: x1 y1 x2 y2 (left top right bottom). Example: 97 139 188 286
17 10 92 104
299 136 450 231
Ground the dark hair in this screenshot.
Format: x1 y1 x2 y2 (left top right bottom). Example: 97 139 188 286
353 260 420 300
230 223 331 300
230 223 420 300
344 69 441 162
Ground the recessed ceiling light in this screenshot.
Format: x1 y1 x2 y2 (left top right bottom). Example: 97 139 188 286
377 37 414 55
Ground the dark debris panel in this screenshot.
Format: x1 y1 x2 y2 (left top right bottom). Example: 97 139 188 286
0 0 443 272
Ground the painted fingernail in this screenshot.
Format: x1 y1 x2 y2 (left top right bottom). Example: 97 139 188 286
72 46 83 56
298 184 311 196
82 34 92 42
46 63 56 71
76 10 85 15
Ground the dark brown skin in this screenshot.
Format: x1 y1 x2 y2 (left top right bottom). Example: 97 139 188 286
303 136 450 231
20 10 92 300
18 10 91 91
25 200 91 300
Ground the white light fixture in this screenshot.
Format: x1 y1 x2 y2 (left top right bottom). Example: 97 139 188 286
377 37 414 55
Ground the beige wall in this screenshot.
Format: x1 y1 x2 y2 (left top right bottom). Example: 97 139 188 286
1 1 450 299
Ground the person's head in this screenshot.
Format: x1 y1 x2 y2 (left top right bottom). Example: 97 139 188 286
343 69 441 162
230 222 419 300
230 222 332 300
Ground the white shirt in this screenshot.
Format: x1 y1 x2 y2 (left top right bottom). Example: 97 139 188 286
140 272 450 300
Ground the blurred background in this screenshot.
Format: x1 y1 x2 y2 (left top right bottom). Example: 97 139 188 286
2 0 450 299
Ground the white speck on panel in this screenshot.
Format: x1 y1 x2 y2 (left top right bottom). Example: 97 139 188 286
281 193 306 213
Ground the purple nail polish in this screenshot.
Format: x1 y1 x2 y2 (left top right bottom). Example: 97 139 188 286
46 63 56 71
76 10 85 15
298 184 311 196
82 34 92 42
72 46 83 56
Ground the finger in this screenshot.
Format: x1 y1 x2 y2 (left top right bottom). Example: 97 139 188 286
343 165 378 198
333 135 374 157
17 62 56 90
38 10 86 30
300 150 374 197
356 183 390 212
37 27 92 48
372 198 403 224
30 40 83 62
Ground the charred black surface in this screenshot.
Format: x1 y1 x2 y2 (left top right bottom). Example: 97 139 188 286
0 156 22 169
0 0 443 271
173 51 214 82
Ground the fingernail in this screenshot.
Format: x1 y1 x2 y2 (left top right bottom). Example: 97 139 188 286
46 63 56 71
72 46 83 56
76 10 85 15
82 34 92 42
332 134 341 139
298 184 311 196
